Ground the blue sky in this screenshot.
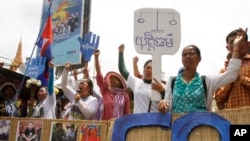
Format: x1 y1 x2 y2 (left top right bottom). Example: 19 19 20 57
0 0 249 80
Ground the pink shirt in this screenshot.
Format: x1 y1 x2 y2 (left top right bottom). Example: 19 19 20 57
96 73 130 120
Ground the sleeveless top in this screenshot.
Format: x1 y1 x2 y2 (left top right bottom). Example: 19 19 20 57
172 73 206 113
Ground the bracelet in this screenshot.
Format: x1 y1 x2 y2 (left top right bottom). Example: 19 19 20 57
233 49 239 51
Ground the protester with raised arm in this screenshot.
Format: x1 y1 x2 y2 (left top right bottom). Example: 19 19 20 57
61 62 98 120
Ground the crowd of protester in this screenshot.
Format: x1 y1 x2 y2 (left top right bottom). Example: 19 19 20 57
0 27 249 122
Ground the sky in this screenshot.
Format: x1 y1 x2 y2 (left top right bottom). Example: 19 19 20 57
0 0 250 81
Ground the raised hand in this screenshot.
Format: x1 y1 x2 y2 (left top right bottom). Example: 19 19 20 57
133 56 139 64
94 49 100 57
64 62 72 70
26 56 46 79
118 44 125 52
233 28 248 47
78 32 100 62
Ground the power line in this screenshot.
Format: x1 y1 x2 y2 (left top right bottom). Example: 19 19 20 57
0 50 13 60
0 56 24 65
0 56 13 61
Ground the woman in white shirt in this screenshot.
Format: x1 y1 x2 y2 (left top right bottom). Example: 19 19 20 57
61 62 98 120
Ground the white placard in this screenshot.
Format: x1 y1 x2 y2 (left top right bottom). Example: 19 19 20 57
134 8 181 101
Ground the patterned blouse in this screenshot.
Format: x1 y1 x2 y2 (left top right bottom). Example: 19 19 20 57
172 73 206 113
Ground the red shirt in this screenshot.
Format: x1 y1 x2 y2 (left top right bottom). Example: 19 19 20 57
96 73 130 120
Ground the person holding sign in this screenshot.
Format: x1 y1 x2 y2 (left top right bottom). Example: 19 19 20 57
94 49 130 120
133 56 167 84
61 62 98 120
158 28 247 113
118 44 165 113
28 61 56 119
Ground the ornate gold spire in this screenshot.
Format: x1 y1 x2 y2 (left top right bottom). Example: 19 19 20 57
10 36 23 72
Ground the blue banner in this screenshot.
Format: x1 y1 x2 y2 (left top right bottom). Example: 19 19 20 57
39 0 84 66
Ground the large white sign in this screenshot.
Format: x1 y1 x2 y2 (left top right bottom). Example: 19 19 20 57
134 8 181 101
